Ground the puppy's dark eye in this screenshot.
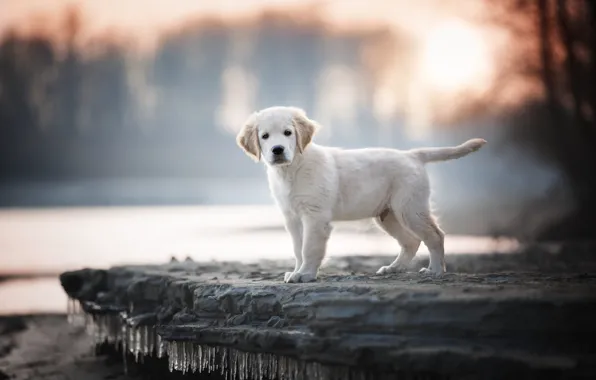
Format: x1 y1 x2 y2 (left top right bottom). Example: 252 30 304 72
284 130 292 136
262 133 269 140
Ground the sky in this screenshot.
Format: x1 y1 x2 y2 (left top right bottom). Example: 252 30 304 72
0 0 497 48
0 0 527 134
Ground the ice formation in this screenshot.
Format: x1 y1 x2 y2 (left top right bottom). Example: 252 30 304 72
66 297 372 380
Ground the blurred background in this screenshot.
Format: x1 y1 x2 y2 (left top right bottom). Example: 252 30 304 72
0 0 594 313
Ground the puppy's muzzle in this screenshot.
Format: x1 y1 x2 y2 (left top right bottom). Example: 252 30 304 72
270 145 289 164
271 145 285 156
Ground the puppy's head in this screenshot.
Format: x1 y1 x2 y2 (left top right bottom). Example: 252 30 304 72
236 106 318 167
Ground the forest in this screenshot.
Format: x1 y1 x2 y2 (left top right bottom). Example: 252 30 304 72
0 0 594 241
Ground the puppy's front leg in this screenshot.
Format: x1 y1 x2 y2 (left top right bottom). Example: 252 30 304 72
286 217 332 283
283 216 303 282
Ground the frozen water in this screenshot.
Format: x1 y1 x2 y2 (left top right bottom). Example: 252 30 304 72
66 297 86 327
67 299 369 380
162 342 367 380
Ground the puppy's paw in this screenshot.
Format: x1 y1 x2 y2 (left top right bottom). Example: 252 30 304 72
284 271 295 282
419 267 444 277
376 265 406 275
285 271 317 283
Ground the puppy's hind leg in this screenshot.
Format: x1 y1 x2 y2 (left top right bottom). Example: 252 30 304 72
374 211 421 275
395 196 446 276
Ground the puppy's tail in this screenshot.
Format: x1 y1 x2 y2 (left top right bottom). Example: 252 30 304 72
410 138 487 164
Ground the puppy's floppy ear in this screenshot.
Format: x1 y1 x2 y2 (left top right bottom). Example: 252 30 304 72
236 113 261 162
291 108 318 153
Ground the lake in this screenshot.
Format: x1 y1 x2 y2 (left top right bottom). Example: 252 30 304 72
0 205 518 315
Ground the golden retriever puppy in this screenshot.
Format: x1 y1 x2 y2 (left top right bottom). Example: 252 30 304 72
237 106 486 283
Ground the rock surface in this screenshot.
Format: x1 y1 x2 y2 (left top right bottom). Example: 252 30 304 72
60 247 596 379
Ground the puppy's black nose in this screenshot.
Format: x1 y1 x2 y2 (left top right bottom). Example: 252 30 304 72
272 146 285 155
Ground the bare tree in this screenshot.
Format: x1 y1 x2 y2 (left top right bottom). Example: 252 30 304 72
556 0 591 137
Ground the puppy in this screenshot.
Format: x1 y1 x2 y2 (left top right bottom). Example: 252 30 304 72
236 106 486 283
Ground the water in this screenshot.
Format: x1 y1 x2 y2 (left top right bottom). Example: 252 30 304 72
0 205 517 315
0 277 67 314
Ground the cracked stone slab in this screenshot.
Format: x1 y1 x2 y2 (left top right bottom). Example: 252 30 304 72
60 253 596 378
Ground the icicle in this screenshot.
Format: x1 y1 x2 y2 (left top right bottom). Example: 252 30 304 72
66 298 72 323
73 299 81 325
133 327 139 358
305 362 315 380
264 353 270 379
212 345 218 372
140 326 147 356
84 313 92 335
219 346 226 376
156 335 165 358
288 357 295 380
103 315 110 343
272 352 278 380
136 327 143 361
207 346 215 372
138 326 145 357
204 345 209 373
120 319 128 374
167 342 174 372
105 316 114 344
87 315 94 340
184 342 193 374
242 350 248 380
204 344 210 372
97 315 104 344
228 347 235 380
234 350 239 380
183 343 189 373
239 350 244 380
171 341 179 372
248 352 254 380
93 315 102 345
127 326 133 355
180 342 186 374
170 341 176 371
190 343 197 373
116 316 122 345
122 344 129 376
177 341 184 372
129 327 135 356
238 351 243 380
245 352 250 380
198 344 204 373
224 352 229 380
147 327 155 357
279 355 287 380
191 344 199 373
255 352 261 380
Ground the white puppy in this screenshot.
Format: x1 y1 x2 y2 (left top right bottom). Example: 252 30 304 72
236 106 486 283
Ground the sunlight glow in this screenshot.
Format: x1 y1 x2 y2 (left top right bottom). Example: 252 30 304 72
421 20 490 92
217 65 257 134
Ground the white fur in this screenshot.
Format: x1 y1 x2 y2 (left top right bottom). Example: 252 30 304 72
236 106 487 283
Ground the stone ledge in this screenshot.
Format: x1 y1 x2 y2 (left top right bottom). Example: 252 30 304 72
60 255 596 379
